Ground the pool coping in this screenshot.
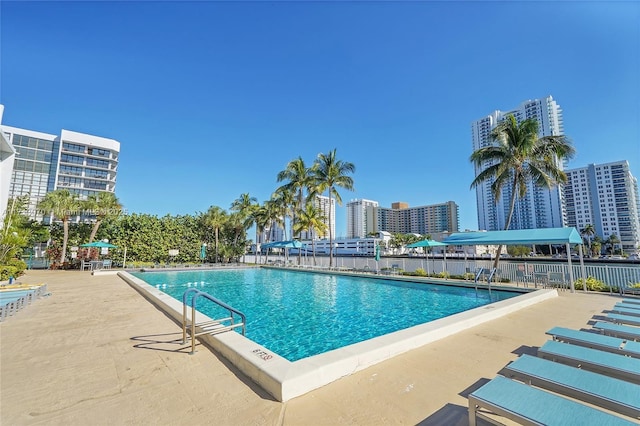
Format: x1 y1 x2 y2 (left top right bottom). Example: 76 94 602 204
118 270 558 402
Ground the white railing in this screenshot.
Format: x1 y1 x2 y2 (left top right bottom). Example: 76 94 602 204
241 254 640 292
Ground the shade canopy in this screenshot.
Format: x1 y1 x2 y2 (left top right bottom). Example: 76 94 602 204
442 227 583 246
80 241 118 248
406 239 447 248
262 240 305 249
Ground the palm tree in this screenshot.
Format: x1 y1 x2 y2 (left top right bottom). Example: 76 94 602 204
580 224 595 255
230 193 257 261
277 157 316 240
261 199 283 263
470 114 575 269
38 189 82 264
252 204 270 264
312 149 355 267
85 192 123 243
293 202 327 266
202 206 227 262
605 233 620 255
272 186 295 240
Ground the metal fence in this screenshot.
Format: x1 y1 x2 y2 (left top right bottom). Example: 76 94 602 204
242 254 640 293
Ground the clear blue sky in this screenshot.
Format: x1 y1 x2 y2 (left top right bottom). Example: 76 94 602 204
2 1 639 237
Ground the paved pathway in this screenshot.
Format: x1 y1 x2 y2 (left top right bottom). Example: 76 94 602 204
1 270 621 425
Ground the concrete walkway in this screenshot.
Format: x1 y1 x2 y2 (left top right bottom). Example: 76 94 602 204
1 270 622 425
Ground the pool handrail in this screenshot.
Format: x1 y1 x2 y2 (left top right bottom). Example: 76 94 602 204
182 288 246 354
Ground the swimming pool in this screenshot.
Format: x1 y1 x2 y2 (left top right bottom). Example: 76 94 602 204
132 268 518 361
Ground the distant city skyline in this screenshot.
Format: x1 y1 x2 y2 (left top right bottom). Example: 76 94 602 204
2 1 638 237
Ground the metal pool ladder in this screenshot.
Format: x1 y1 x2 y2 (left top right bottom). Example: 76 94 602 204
182 288 246 355
474 268 497 293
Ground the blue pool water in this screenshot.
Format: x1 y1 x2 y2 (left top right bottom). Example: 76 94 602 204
132 268 519 361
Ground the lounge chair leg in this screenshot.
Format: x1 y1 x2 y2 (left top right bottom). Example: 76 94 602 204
468 400 477 426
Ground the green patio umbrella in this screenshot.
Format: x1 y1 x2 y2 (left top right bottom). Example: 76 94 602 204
81 241 118 248
406 239 447 274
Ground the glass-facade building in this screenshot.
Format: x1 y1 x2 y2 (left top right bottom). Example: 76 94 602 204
2 123 120 221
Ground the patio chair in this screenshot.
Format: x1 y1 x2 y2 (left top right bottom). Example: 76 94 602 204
537 340 640 384
545 327 640 358
500 354 640 420
102 259 112 269
548 272 569 289
468 375 634 426
515 264 533 286
81 260 92 271
593 321 640 341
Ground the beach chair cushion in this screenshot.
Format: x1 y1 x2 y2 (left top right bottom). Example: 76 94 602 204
468 375 635 426
502 354 640 419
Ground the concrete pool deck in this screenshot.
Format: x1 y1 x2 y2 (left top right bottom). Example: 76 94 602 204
0 270 624 425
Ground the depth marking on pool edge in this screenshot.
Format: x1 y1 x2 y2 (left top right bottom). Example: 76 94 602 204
252 348 274 361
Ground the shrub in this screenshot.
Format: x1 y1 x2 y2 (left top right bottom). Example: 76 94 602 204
437 271 450 279
0 266 18 281
414 268 427 277
6 258 27 276
574 276 608 292
463 272 474 281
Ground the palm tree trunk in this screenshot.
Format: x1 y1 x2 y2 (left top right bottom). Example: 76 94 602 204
493 174 520 270
214 227 219 263
61 219 69 265
328 191 334 267
88 219 102 243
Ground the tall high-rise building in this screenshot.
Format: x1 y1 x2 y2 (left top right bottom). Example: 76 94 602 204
346 199 459 237
263 194 336 242
472 96 566 231
299 194 335 240
1 106 120 221
346 198 379 238
565 161 640 253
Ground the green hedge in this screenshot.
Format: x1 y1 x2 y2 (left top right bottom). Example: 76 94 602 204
0 266 18 281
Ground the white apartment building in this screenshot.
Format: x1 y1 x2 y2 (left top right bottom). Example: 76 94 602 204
346 198 379 238
260 194 335 243
565 161 640 254
299 194 335 240
472 96 566 231
1 105 120 221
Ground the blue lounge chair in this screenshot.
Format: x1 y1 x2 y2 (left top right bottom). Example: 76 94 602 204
594 321 640 341
545 327 640 358
538 340 640 384
501 354 640 420
622 299 640 306
606 313 640 327
612 306 640 317
616 302 640 310
468 375 635 426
